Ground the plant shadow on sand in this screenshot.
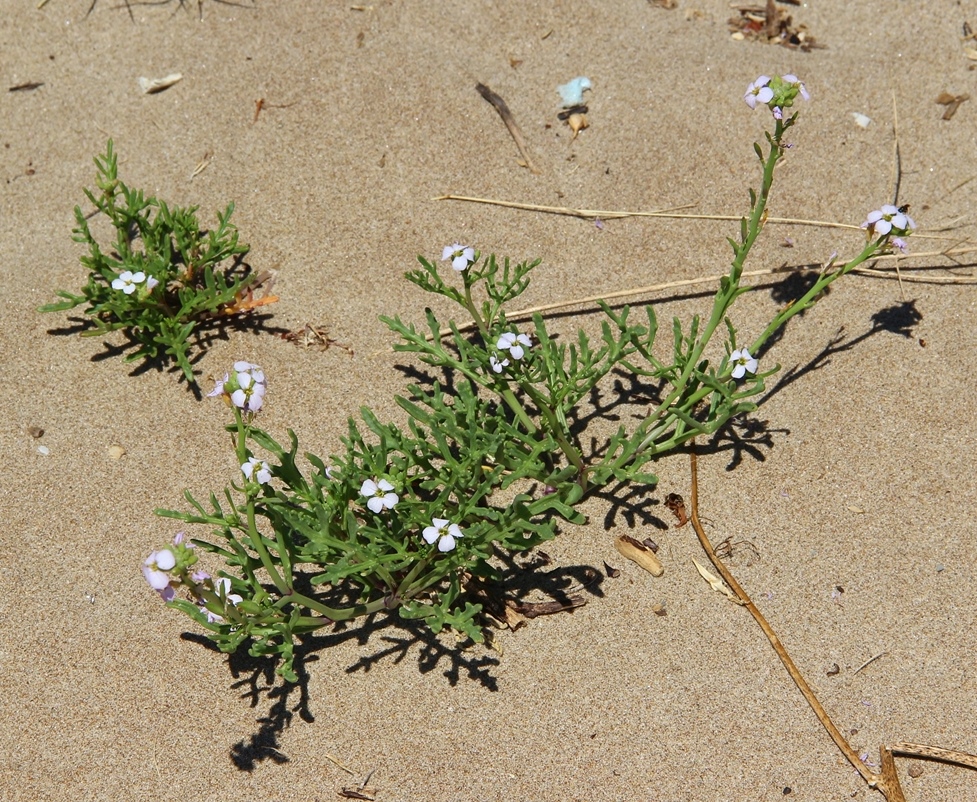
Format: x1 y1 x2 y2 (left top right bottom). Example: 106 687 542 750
45 306 287 398
181 551 607 770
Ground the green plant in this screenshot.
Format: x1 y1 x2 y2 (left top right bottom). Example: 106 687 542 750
143 74 914 683
39 140 272 384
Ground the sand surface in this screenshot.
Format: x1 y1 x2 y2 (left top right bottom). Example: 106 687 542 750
2 1 977 800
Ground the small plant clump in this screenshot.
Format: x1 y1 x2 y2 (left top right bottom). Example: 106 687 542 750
39 140 276 385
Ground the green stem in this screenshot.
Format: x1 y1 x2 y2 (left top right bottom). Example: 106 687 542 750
233 407 288 594
630 120 787 458
749 239 882 356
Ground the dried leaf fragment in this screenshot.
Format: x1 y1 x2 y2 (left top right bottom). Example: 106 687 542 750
665 492 688 527
615 535 664 577
138 73 183 95
691 557 744 605
190 151 213 180
936 91 970 120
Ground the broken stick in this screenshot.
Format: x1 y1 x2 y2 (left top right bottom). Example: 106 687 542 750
475 82 540 174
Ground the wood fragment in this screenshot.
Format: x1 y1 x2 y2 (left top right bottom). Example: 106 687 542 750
338 787 376 800
853 651 888 675
475 82 540 174
615 534 664 577
9 82 44 92
507 596 586 619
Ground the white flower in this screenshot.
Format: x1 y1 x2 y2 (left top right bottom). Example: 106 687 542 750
496 331 532 360
729 348 758 380
215 577 243 606
442 243 475 271
360 477 399 513
422 517 464 552
744 76 773 109
241 457 271 484
229 361 266 413
112 270 147 294
145 276 160 291
489 354 510 374
861 205 916 238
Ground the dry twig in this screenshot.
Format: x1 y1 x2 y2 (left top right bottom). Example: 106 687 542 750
687 444 977 801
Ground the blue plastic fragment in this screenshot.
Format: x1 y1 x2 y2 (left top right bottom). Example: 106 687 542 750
558 77 592 108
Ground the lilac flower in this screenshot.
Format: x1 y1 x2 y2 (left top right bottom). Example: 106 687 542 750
861 205 916 238
207 373 228 399
442 243 475 272
891 237 909 254
745 74 810 116
729 348 758 380
422 517 464 552
112 270 147 294
744 76 773 109
242 456 272 484
782 74 810 101
143 548 177 600
360 477 399 513
497 331 532 360
145 276 160 291
230 361 266 412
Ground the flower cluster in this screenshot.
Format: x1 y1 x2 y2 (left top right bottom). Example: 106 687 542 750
490 330 533 373
208 361 267 413
142 532 243 622
111 270 159 295
862 204 916 252
357 476 464 552
442 243 475 272
744 74 809 119
142 532 196 602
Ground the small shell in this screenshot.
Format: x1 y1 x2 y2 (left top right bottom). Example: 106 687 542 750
108 444 127 460
568 112 588 140
37 445 50 456
851 112 872 129
138 73 183 94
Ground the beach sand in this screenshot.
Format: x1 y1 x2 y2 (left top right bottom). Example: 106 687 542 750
2 1 976 800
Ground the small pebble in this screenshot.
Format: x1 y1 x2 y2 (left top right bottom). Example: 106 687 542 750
37 445 50 456
852 112 872 128
935 564 945 572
